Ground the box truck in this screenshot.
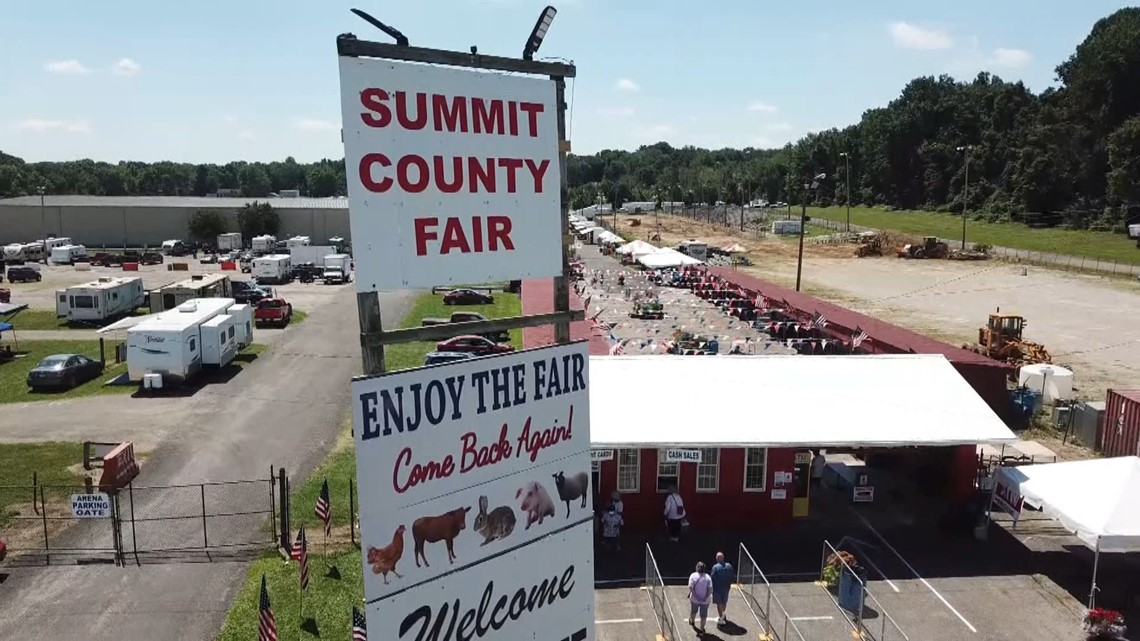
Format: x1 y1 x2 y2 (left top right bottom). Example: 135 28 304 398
56 276 145 322
251 235 277 255
216 232 243 252
287 245 337 266
322 254 353 284
252 254 292 284
126 298 253 388
50 244 87 264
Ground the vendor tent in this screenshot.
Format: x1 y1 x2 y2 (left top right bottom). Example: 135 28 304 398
994 456 1140 606
637 248 703 268
596 231 623 244
0 321 17 350
616 239 657 255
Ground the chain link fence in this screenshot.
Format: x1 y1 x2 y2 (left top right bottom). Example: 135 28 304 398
0 484 120 564
644 543 680 641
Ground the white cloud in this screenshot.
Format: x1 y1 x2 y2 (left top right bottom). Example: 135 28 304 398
44 60 89 75
632 124 676 142
990 48 1032 68
12 118 91 133
238 130 256 141
614 78 640 93
765 122 793 132
112 58 141 76
294 118 339 132
888 22 953 50
597 106 635 117
746 101 778 114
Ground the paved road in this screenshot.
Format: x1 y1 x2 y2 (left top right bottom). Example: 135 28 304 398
0 287 417 641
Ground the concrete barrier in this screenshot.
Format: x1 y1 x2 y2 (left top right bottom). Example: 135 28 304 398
122 262 139 271
74 262 92 271
168 262 189 272
220 261 236 271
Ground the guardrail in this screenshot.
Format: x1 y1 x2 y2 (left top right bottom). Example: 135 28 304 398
737 543 806 641
820 539 909 641
644 544 680 641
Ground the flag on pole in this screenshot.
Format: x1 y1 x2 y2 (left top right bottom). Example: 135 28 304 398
315 479 331 537
258 574 277 641
352 606 368 641
812 312 829 329
582 295 591 312
852 327 869 348
608 338 625 356
292 524 309 591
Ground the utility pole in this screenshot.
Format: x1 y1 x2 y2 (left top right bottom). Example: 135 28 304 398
37 185 46 239
957 145 974 250
795 172 826 292
839 152 851 232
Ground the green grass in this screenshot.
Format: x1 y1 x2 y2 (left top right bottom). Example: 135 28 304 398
1 308 151 331
290 309 308 325
0 340 131 403
806 206 1140 264
387 291 523 371
0 442 84 525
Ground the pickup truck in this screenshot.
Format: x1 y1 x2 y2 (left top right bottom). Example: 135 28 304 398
254 297 293 327
421 311 509 342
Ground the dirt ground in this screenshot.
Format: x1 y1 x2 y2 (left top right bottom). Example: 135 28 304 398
617 213 1140 404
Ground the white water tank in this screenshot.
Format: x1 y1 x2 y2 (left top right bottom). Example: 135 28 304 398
1019 364 1074 404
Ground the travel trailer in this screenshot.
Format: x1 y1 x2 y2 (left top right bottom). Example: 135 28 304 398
148 273 232 312
3 242 46 264
287 245 337 266
216 232 243 252
286 236 311 248
126 298 254 388
251 235 277 255
252 254 292 284
43 237 73 253
50 244 87 264
56 276 145 322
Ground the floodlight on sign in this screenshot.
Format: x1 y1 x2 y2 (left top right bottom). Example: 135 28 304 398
349 8 409 46
523 6 558 60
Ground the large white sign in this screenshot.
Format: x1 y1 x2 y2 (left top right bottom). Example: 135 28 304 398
991 468 1024 525
70 493 111 518
352 342 594 641
664 448 702 464
338 57 563 291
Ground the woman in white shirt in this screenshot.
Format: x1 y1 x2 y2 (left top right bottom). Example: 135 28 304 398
663 485 686 541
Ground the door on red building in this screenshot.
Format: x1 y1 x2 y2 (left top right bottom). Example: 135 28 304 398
591 460 601 513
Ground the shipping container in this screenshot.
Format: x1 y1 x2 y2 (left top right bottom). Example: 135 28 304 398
1100 389 1140 458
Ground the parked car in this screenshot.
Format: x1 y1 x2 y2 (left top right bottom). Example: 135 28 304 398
443 288 494 305
26 353 105 391
423 351 477 366
421 311 508 342
435 335 514 356
139 252 164 265
200 253 219 264
254 297 293 327
232 280 273 305
6 266 42 283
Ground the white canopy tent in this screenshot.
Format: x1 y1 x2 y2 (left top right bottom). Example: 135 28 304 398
994 456 1140 606
616 239 657 256
596 231 623 245
637 248 703 268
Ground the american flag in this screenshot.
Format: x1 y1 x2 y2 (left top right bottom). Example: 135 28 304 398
582 295 591 312
352 606 368 641
812 312 829 329
258 574 277 641
608 339 625 356
315 479 331 536
291 524 309 591
852 327 869 348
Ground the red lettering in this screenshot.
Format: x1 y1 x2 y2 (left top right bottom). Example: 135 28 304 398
434 156 463 193
393 446 455 493
488 216 514 251
397 155 430 193
508 101 519 136
514 411 573 463
471 215 483 252
524 159 550 193
499 158 523 193
395 91 427 130
519 102 544 137
432 95 469 133
459 425 514 474
414 218 438 256
359 153 393 193
440 218 471 254
472 98 504 135
360 88 391 128
468 157 495 193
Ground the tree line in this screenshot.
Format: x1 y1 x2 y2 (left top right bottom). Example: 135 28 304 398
2 8 1138 231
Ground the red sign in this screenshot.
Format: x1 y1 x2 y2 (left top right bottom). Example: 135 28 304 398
98 442 140 492
992 469 1023 522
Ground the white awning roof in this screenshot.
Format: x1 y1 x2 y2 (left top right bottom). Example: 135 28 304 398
615 239 657 255
588 354 1017 448
97 312 162 333
637 248 703 268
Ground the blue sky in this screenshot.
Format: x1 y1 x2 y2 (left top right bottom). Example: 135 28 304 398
1 0 1130 163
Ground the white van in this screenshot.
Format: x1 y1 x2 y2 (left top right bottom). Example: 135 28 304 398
50 244 87 264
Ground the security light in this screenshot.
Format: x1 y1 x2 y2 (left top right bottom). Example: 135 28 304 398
523 6 558 60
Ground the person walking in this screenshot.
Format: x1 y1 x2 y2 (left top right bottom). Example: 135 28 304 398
710 551 734 626
811 450 827 488
600 502 623 551
688 561 713 633
663 485 686 542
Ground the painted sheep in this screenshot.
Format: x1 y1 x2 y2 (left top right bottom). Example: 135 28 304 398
552 470 589 518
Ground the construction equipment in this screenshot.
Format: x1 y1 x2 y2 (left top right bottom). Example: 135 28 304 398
897 236 949 259
667 331 718 355
948 248 989 260
629 300 665 320
854 232 884 257
965 311 1052 365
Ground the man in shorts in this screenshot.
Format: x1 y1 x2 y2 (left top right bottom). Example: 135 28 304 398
688 561 713 633
711 551 735 625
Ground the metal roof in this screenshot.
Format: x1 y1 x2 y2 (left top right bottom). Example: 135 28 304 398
0 195 350 209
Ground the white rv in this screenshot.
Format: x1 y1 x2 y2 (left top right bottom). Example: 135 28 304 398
216 232 243 252
50 244 87 264
149 273 232 312
3 242 46 264
126 298 253 388
322 254 352 284
251 235 277 255
43 237 72 253
286 236 311 248
56 277 145 322
252 254 292 284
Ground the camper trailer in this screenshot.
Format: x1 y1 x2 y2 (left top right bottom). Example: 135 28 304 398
126 298 252 388
43 237 72 253
251 235 277 255
286 236 311 248
50 244 87 264
771 219 803 235
3 242 46 264
216 232 243 252
56 276 145 322
252 254 292 284
148 273 232 312
677 240 708 261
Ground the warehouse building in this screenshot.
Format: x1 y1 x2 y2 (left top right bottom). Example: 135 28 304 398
0 195 351 247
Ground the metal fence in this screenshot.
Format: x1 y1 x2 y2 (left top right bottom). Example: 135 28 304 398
644 544 680 641
736 543 806 641
820 539 909 641
0 484 120 564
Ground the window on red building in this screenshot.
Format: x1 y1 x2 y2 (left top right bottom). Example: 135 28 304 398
617 449 640 492
696 448 719 492
656 448 679 492
743 448 768 491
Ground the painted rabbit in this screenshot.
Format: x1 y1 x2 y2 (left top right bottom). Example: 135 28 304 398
474 495 516 546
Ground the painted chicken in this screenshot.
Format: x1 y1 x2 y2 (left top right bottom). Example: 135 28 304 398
367 524 406 584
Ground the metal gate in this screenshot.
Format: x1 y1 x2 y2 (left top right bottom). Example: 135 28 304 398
0 484 120 565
